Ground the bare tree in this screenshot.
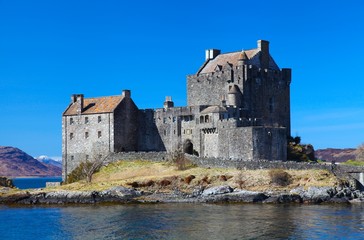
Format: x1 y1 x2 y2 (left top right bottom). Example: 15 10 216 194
169 146 188 170
355 143 364 162
82 153 109 183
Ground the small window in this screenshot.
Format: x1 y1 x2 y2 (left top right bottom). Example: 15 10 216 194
269 97 274 113
85 117 89 124
70 118 74 125
98 131 102 138
70 155 74 161
70 133 74 140
98 116 101 123
164 130 166 136
173 117 176 122
86 155 89 161
163 117 167 123
98 154 102 159
85 132 89 139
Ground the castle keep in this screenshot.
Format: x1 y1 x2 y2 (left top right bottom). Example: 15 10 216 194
62 40 292 179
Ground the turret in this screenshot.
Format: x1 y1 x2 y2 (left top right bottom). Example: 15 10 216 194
238 50 249 66
164 96 174 109
227 85 242 107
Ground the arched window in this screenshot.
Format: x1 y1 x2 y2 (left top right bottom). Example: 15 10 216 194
205 115 209 123
200 116 204 123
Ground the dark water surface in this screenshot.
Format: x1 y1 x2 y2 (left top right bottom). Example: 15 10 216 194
11 177 62 189
0 203 363 239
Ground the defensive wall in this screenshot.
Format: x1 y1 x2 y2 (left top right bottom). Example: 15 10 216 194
106 152 364 173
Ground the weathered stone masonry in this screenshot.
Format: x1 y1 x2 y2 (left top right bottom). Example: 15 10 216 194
62 40 292 181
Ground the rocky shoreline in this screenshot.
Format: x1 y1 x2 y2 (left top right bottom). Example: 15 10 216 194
1 185 364 205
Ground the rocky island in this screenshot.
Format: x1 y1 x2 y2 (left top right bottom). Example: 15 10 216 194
1 159 364 205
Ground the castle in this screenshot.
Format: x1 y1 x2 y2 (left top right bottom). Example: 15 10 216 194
62 40 291 180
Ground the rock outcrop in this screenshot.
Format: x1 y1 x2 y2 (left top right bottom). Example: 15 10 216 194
0 177 14 188
2 185 364 205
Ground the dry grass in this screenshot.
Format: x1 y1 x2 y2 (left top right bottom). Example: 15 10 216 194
56 160 340 193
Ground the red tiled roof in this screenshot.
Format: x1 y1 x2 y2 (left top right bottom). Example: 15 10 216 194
63 96 123 116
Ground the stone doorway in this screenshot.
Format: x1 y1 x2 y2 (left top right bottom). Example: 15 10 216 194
183 140 193 155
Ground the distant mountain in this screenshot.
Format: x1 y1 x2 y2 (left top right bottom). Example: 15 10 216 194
0 146 62 177
36 155 62 168
315 148 356 163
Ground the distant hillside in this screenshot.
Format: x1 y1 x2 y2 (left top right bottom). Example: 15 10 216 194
315 148 356 163
0 146 62 177
36 155 62 168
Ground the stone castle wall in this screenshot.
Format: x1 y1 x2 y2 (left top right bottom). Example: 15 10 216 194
62 113 114 180
105 152 364 174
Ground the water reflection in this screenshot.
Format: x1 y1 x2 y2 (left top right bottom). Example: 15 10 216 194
57 204 364 240
1 204 364 239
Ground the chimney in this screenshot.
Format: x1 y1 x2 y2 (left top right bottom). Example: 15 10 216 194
122 90 131 98
257 40 270 69
205 49 221 61
72 94 84 115
164 96 174 109
71 94 77 103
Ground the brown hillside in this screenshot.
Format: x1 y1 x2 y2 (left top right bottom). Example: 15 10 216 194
315 148 356 163
0 146 61 177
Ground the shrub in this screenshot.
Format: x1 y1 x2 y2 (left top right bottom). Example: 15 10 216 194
184 175 196 184
127 180 155 188
159 179 171 187
127 181 139 188
269 169 292 186
66 161 91 184
235 171 246 189
198 176 210 185
144 180 155 187
169 148 195 170
219 175 227 181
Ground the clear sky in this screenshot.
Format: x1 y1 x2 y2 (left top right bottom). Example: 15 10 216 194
1 0 363 158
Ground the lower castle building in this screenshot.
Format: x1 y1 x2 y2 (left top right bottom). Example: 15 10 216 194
62 40 291 180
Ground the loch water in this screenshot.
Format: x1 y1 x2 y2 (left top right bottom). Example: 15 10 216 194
1 203 364 239
11 176 62 189
2 178 364 239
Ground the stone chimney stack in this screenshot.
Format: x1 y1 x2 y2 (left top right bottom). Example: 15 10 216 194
122 90 131 98
205 49 221 61
164 96 174 109
71 94 84 115
257 40 270 69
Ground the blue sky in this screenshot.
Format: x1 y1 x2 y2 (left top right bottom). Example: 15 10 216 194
1 0 363 158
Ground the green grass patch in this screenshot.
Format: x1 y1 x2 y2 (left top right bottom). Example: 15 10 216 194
341 160 364 166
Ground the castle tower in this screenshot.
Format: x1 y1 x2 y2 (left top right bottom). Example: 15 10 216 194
227 85 242 107
238 50 249 66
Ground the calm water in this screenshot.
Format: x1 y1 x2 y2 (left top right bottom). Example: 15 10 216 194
11 177 62 189
2 179 364 239
0 204 364 239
